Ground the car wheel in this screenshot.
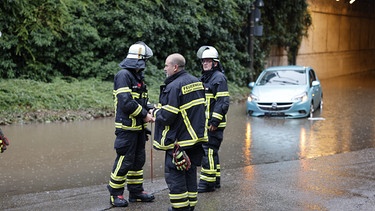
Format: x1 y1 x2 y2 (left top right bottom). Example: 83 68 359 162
309 102 314 118
319 95 323 110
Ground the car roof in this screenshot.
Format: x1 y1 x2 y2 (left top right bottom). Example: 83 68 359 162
264 65 311 71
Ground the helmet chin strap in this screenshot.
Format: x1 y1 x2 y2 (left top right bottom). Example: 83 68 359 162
209 61 218 71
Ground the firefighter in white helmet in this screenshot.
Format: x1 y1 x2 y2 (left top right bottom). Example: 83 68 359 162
196 46 230 193
107 41 155 207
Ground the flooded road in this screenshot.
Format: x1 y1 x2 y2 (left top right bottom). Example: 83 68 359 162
1 71 374 198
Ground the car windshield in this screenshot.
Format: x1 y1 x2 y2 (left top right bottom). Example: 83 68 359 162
257 70 307 85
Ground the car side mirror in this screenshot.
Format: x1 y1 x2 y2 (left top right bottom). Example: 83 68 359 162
312 81 320 86
248 82 255 88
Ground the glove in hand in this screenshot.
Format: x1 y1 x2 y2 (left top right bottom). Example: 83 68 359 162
172 143 191 171
145 128 152 141
0 129 10 153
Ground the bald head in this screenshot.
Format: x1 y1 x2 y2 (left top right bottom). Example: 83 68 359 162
164 53 186 77
168 53 185 68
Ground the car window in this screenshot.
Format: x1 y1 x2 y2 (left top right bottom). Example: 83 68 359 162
309 70 317 87
257 70 306 85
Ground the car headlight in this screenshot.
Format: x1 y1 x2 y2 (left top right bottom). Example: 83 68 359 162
291 92 308 102
248 94 259 102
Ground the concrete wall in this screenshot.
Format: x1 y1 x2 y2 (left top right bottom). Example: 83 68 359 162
268 0 375 79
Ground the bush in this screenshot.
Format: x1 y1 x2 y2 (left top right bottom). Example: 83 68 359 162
0 0 311 85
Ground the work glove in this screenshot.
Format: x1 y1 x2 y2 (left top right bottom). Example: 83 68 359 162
144 128 152 141
172 143 191 171
0 129 10 153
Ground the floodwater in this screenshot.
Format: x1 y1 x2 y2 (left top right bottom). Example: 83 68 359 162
0 71 374 198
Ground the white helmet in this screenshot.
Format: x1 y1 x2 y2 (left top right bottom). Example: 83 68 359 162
197 46 219 61
126 41 153 59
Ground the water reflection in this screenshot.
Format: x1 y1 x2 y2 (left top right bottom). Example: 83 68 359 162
242 122 252 166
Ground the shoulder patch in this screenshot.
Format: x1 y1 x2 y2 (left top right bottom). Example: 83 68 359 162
181 82 204 95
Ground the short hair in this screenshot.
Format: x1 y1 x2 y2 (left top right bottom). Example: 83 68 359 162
169 53 185 68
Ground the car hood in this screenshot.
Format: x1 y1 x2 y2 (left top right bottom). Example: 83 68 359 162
252 85 307 102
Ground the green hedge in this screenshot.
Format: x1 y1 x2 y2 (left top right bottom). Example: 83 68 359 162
0 0 310 86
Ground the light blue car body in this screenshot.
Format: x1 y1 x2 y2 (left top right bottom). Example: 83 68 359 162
246 66 323 118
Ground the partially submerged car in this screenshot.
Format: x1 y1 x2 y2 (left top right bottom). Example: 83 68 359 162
247 66 323 118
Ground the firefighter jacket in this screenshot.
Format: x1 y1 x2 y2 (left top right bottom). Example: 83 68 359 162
153 70 208 151
113 58 150 135
200 68 230 129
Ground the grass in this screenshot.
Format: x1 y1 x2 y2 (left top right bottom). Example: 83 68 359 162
0 76 249 125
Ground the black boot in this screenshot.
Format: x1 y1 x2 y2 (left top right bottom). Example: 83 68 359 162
215 177 221 189
168 206 193 211
197 181 215 193
110 195 128 207
129 191 155 202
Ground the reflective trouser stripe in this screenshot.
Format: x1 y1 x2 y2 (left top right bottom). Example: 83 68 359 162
109 155 126 189
200 169 216 183
127 170 144 185
188 191 198 207
169 192 190 209
200 148 216 182
216 164 221 178
208 148 214 170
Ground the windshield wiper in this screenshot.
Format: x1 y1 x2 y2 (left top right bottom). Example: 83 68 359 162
272 80 299 85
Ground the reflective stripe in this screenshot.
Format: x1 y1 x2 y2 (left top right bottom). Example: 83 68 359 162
153 125 174 150
177 136 208 148
180 98 205 110
169 192 190 208
215 91 230 98
113 87 132 117
212 112 223 120
208 148 215 170
205 92 228 128
218 122 226 128
199 167 216 183
127 170 143 176
153 136 207 150
109 155 126 189
131 104 142 117
113 87 131 96
161 126 170 147
114 155 124 176
205 93 214 98
162 105 179 114
131 92 140 98
153 140 175 150
179 98 205 142
115 122 143 130
188 191 198 207
110 172 126 182
180 109 197 141
109 180 126 189
216 164 221 177
127 170 144 185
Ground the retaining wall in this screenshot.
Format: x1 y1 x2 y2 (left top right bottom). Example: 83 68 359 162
267 0 375 79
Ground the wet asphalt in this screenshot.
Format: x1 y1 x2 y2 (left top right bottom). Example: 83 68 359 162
2 148 374 211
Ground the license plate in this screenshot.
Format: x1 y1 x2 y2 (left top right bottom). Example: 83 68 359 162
265 112 285 116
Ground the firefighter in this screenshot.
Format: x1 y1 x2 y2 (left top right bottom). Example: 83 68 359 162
0 128 10 153
107 41 155 207
153 53 207 211
196 46 230 193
